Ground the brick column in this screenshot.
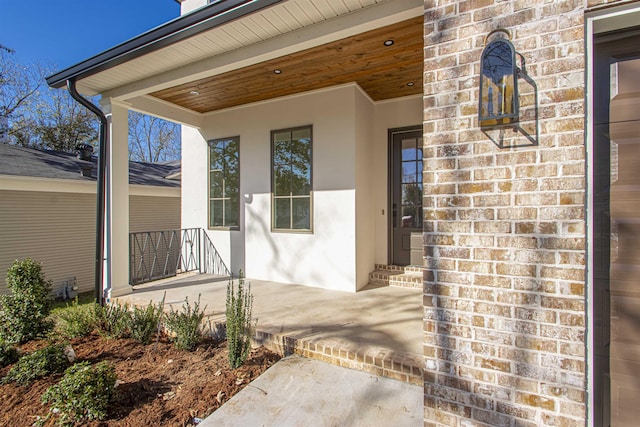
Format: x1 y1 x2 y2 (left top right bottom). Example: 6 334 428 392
422 1 590 426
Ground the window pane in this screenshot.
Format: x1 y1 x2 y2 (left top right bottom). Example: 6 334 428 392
402 183 422 206
210 200 223 227
209 136 240 228
401 138 417 161
402 162 417 183
292 197 311 230
225 198 239 227
401 205 419 228
292 127 311 143
210 147 224 171
274 132 291 165
291 163 311 196
225 174 239 198
210 171 223 198
274 198 291 229
272 126 312 231
274 164 291 196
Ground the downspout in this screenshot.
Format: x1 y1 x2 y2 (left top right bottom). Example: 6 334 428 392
67 79 106 306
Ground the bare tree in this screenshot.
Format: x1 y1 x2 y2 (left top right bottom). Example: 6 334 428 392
2 51 180 163
0 49 42 143
31 89 98 151
128 111 180 162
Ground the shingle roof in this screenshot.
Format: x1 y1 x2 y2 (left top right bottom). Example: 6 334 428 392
0 143 180 188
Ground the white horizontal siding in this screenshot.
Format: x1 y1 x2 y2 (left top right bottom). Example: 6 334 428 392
0 190 96 296
0 191 181 296
129 195 181 233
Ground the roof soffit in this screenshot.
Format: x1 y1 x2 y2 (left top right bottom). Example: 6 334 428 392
78 0 422 100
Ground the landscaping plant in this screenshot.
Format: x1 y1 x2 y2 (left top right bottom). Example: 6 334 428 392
94 300 132 339
0 340 19 368
3 344 70 386
54 297 96 339
0 258 53 343
226 273 255 369
130 298 165 344
41 361 117 425
165 295 206 351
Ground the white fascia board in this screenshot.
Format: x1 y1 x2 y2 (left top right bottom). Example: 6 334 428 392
129 184 181 197
0 175 180 198
0 175 96 194
105 0 423 101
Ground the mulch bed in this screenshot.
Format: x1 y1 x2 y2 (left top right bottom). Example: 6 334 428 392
0 333 280 426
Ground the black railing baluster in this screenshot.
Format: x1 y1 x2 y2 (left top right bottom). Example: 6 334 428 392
128 228 229 286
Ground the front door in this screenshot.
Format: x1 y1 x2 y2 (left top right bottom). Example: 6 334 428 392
593 29 640 427
390 127 423 266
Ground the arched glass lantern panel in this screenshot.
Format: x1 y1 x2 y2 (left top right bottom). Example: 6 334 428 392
479 37 519 130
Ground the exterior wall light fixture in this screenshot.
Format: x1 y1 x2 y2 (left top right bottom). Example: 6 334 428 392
478 29 538 148
478 29 521 131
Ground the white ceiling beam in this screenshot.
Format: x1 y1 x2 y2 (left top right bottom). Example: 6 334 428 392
123 95 204 128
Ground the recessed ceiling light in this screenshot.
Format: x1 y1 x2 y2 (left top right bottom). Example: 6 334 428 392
189 90 200 96
274 69 282 74
407 82 415 87
383 39 394 46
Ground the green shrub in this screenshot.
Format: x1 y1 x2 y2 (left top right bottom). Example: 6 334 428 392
0 340 19 368
42 361 117 425
55 298 96 339
130 298 164 344
0 259 54 343
94 301 131 339
226 273 254 369
164 295 205 351
3 344 70 386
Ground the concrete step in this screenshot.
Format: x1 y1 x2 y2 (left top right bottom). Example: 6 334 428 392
369 264 422 289
253 329 423 386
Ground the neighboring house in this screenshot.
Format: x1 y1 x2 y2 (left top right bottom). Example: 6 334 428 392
0 143 180 296
44 0 640 425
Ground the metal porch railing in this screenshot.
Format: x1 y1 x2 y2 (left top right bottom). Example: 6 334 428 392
129 228 231 286
202 231 231 277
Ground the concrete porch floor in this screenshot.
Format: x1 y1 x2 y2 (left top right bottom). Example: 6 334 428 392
116 273 423 385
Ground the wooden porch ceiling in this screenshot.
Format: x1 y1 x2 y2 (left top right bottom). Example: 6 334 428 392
150 17 423 114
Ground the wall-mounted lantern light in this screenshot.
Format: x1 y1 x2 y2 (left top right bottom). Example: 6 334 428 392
478 29 520 131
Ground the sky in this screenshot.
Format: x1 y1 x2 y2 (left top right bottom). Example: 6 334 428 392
1 0 181 71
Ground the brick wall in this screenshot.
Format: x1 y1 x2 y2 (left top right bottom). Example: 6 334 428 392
420 0 623 425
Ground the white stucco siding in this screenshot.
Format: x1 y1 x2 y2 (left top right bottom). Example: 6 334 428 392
181 84 422 291
183 85 358 290
355 89 375 290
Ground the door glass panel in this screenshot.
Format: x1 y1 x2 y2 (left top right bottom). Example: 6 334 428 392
391 130 423 266
608 57 640 427
402 138 417 161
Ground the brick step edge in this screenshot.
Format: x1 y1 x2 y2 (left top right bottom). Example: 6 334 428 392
369 269 422 289
251 328 423 386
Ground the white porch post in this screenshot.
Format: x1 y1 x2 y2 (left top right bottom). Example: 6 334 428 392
101 99 130 299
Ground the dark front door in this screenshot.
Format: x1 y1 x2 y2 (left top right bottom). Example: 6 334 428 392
593 29 640 427
390 127 423 266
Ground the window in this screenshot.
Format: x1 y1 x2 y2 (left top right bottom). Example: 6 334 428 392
209 136 239 228
272 126 312 231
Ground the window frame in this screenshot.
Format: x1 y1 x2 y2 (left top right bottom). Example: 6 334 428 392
270 125 313 233
208 135 240 230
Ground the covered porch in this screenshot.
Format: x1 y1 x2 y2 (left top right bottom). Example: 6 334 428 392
45 0 425 299
116 273 423 385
